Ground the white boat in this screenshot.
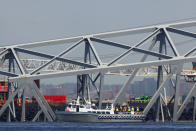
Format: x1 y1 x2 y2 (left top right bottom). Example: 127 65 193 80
55 102 146 122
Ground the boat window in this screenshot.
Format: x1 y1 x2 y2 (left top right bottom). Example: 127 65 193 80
86 106 90 109
92 111 96 113
101 112 105 114
106 112 110 114
88 111 91 113
97 111 101 114
80 105 84 108
72 105 76 108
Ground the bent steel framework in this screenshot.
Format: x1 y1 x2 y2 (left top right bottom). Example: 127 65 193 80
0 20 196 122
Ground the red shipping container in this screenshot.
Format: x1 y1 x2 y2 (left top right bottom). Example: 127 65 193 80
44 95 66 102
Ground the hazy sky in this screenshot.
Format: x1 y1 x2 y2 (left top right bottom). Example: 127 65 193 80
1 0 196 46
1 0 196 85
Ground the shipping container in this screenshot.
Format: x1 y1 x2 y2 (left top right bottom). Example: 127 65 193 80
44 95 66 102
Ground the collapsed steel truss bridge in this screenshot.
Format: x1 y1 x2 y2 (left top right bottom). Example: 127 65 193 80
0 20 196 122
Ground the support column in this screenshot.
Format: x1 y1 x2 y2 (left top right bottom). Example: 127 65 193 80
173 64 183 121
155 66 163 121
7 51 15 122
77 74 89 104
155 31 165 121
21 87 26 122
76 40 91 104
160 98 164 122
98 73 104 109
77 75 82 101
84 40 91 104
86 75 91 103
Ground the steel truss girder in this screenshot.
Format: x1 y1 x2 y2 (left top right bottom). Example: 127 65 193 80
88 74 99 93
32 110 42 122
177 82 196 120
30 39 84 75
9 56 196 82
29 81 53 121
167 27 196 39
184 47 196 57
11 48 27 74
0 58 81 72
90 37 173 60
0 20 196 122
0 70 18 77
0 82 24 118
14 47 96 69
143 66 177 115
0 79 56 122
4 21 196 49
163 28 180 56
30 80 56 119
107 28 160 66
0 48 56 122
86 38 103 66
160 93 172 120
0 48 8 57
113 36 157 105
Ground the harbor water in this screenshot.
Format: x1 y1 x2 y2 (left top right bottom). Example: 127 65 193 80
1 122 196 131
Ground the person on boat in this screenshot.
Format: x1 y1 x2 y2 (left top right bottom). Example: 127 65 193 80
136 107 140 112
120 106 123 112
123 106 127 112
128 107 131 112
115 107 119 114
131 106 134 115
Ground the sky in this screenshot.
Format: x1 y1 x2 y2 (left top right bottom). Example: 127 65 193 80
1 0 196 46
0 0 196 85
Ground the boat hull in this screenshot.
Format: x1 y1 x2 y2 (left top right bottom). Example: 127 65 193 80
55 111 145 122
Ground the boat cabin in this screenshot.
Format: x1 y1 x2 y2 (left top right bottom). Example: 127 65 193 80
65 103 114 114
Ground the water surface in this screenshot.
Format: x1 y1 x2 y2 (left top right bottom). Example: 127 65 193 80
1 122 196 131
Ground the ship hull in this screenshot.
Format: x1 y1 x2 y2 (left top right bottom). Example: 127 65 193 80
55 111 145 122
